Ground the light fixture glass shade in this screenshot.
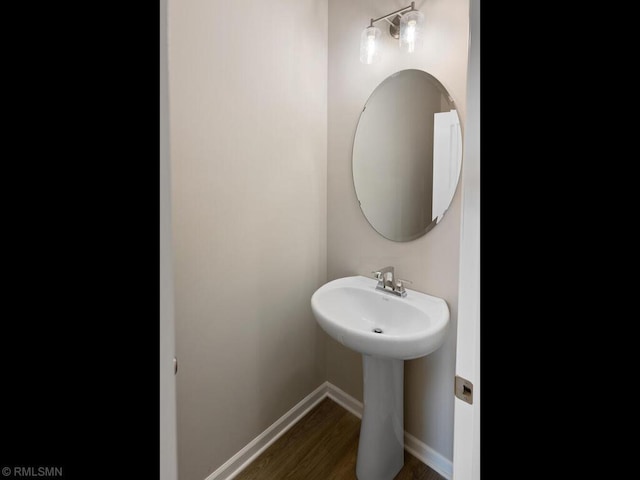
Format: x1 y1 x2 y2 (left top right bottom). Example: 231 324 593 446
360 25 382 64
399 10 425 53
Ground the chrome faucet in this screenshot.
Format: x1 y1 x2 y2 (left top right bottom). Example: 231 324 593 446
371 266 411 297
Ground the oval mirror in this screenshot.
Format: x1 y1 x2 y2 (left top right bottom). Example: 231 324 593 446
352 69 463 242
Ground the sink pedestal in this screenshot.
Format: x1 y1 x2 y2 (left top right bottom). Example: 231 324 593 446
356 355 404 480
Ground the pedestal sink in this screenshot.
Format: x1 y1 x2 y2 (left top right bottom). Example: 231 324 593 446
311 275 449 480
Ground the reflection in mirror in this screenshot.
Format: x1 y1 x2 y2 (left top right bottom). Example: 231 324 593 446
352 69 462 242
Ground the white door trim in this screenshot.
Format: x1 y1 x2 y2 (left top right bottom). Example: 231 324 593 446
452 0 480 478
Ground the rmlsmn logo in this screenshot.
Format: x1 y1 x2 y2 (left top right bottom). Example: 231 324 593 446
2 466 63 477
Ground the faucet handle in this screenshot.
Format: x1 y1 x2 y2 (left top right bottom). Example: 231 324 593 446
372 270 383 280
395 278 412 290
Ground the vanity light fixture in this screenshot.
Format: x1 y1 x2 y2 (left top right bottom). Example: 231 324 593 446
360 2 426 64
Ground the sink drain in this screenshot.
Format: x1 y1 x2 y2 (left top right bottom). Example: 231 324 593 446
373 328 383 334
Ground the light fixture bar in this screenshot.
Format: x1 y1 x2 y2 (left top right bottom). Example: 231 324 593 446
368 2 415 27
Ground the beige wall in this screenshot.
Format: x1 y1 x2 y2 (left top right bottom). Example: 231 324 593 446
327 0 469 461
168 1 328 480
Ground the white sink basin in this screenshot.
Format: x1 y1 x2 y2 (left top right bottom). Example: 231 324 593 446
311 275 449 360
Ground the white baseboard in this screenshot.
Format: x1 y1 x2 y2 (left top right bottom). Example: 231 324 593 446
205 381 452 480
205 382 330 480
405 432 453 479
326 382 363 419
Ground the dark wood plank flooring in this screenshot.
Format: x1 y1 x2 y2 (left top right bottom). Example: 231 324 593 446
234 397 445 480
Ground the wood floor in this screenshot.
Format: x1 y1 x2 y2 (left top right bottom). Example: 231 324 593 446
234 397 445 480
